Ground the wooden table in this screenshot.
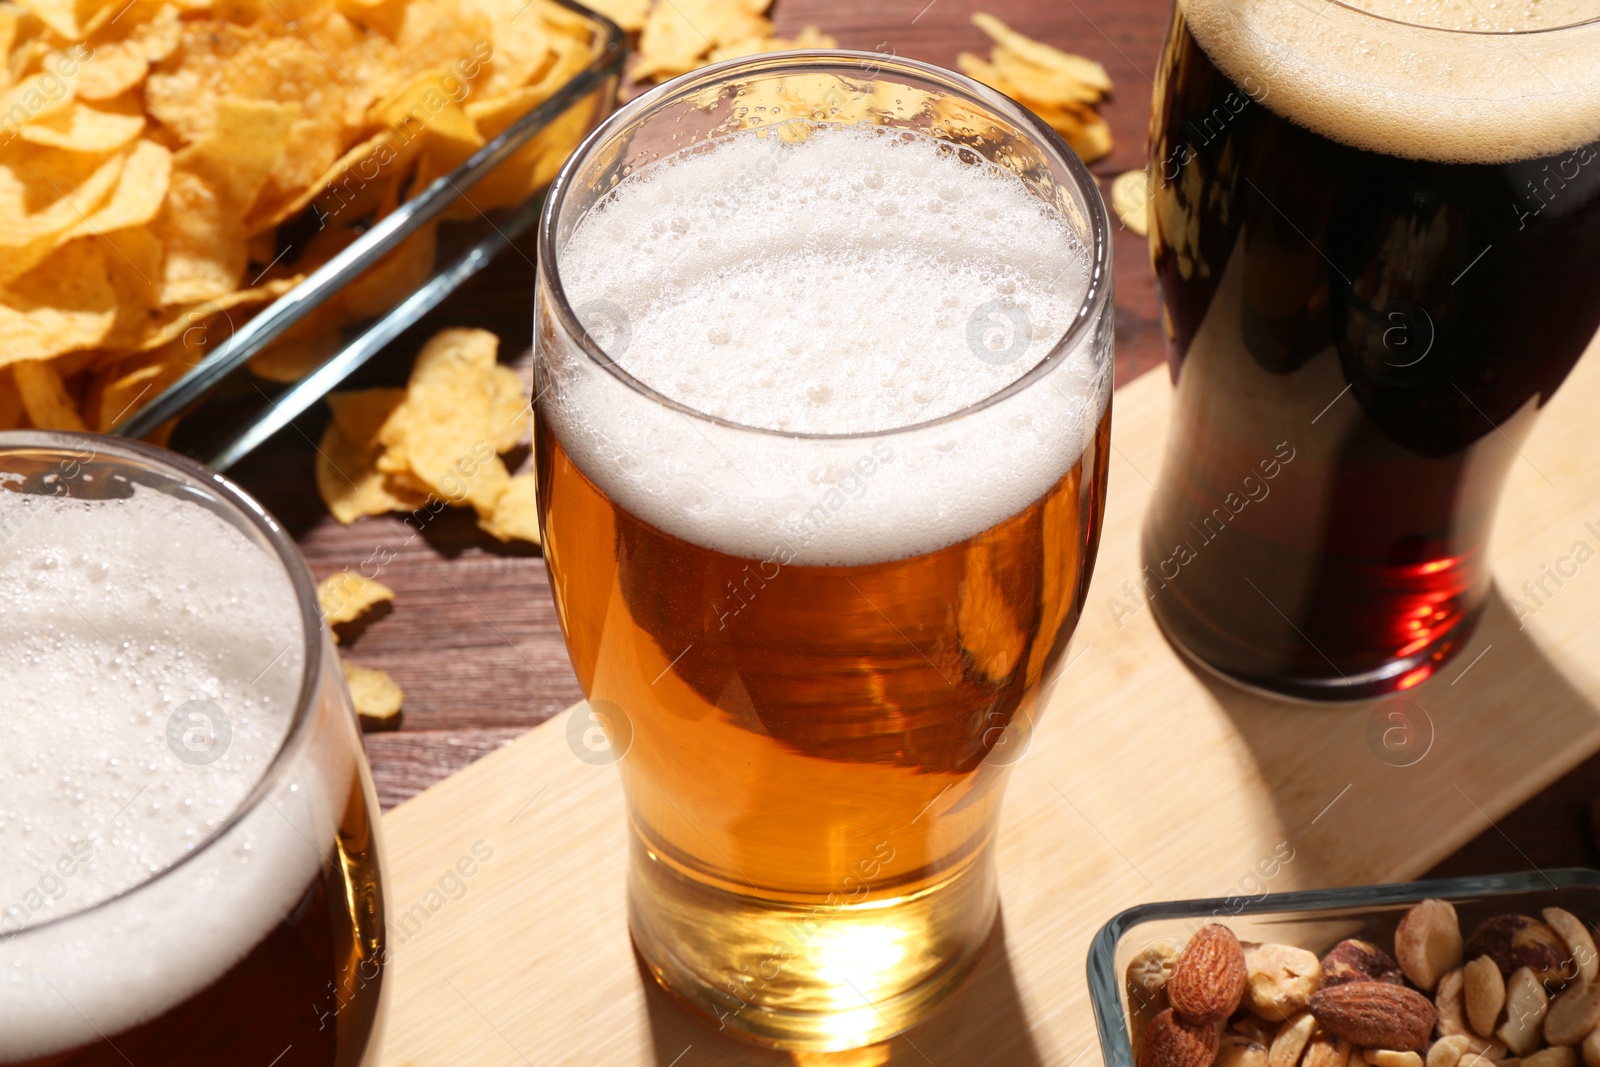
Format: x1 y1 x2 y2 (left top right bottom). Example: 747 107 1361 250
229 0 1600 877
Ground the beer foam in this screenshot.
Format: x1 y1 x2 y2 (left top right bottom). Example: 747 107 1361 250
1184 0 1600 163
547 123 1111 566
0 485 333 1061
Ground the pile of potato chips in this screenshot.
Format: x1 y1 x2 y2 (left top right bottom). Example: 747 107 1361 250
957 13 1113 163
580 0 835 84
0 0 604 436
317 569 405 725
317 326 541 544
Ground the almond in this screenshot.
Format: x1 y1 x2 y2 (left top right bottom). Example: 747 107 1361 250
1544 977 1600 1046
1322 939 1405 988
1544 908 1600 984
1396 899 1464 992
1309 981 1434 1051
1464 955 1507 1038
1138 1008 1222 1067
1468 915 1570 987
1496 966 1550 1057
1168 924 1247 1024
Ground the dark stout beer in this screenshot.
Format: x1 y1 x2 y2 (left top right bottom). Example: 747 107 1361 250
1143 0 1600 697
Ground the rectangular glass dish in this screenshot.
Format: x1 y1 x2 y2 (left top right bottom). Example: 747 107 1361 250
113 0 625 471
1087 869 1600 1066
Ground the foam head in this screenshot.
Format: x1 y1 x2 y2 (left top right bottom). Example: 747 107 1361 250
545 123 1112 565
1183 0 1600 163
0 481 331 1061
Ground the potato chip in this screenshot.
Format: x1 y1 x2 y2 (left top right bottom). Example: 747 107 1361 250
317 419 423 524
580 0 649 33
389 0 493 84
0 238 117 366
341 661 403 724
14 357 89 429
136 276 300 353
377 327 511 515
472 0 553 96
635 0 769 82
95 359 173 430
992 46 1104 106
336 222 436 320
327 386 406 446
157 166 246 304
317 568 395 629
1111 168 1149 237
74 40 150 100
18 101 144 152
0 147 124 285
182 96 298 210
18 0 103 42
972 13 1112 94
487 362 530 451
715 25 836 62
65 138 171 239
247 330 341 383
478 470 541 545
959 16 1114 164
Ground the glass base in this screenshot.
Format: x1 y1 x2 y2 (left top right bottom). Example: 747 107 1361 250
627 833 996 1051
1151 594 1483 703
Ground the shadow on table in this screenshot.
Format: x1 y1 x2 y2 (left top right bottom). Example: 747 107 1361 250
1188 588 1600 885
640 911 1045 1066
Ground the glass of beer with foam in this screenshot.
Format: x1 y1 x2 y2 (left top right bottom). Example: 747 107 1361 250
0 433 388 1066
535 52 1113 1049
1141 0 1600 698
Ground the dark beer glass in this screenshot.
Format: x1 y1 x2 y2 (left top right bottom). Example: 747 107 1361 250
1143 0 1600 698
0 434 388 1066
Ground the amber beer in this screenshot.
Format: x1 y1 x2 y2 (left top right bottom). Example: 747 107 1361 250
536 55 1113 1049
0 438 387 1067
1142 0 1600 698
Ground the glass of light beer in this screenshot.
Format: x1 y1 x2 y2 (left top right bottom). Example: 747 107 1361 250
1142 0 1600 699
0 433 388 1066
535 52 1113 1049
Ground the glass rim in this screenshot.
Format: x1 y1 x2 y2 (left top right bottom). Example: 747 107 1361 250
0 430 327 941
537 48 1113 443
1319 0 1600 36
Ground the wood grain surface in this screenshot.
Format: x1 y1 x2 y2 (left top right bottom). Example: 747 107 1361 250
228 0 1600 880
373 347 1600 1067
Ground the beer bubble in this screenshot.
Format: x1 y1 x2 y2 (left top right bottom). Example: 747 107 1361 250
806 384 834 405
863 170 883 189
876 201 899 217
165 699 232 766
706 326 731 345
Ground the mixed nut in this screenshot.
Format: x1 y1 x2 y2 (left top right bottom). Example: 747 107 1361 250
1128 900 1600 1067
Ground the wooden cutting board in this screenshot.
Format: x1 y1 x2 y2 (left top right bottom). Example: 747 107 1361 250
376 344 1600 1067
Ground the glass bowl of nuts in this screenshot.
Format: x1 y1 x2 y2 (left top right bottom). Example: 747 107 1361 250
1087 869 1600 1067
